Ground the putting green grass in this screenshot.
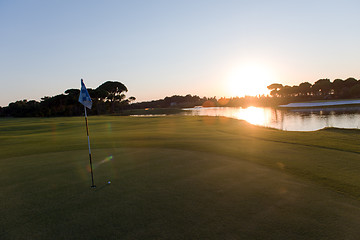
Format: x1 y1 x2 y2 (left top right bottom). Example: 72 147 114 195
1 116 360 239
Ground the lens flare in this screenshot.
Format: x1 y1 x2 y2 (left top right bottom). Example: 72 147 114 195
87 155 113 172
101 155 113 164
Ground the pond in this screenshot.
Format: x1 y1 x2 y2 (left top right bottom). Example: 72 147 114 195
182 106 360 131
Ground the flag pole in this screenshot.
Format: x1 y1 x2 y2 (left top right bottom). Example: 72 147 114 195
84 106 96 188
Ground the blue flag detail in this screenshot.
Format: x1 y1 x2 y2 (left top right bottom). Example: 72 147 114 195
79 79 92 109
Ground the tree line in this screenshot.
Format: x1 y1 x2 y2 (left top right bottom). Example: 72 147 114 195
202 77 360 108
0 81 135 117
2 77 360 117
142 77 360 108
130 95 208 109
267 77 360 100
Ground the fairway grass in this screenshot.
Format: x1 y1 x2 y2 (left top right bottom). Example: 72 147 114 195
2 116 360 239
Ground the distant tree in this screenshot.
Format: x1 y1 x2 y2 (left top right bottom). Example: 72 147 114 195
267 83 283 97
291 85 300 96
128 96 136 103
278 85 292 97
96 81 128 102
312 79 331 96
350 84 360 98
65 89 80 96
7 100 41 117
64 89 80 104
344 77 358 88
267 83 283 90
40 94 69 116
298 82 312 96
0 106 3 117
96 81 128 113
63 89 82 115
90 89 108 101
332 79 345 97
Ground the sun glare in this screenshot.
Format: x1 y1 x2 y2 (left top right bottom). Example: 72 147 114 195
227 64 275 97
235 107 266 126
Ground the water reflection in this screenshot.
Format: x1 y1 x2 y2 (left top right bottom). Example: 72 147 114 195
182 106 360 131
235 107 266 126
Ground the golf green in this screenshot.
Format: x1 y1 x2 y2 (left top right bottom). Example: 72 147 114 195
2 116 360 239
1 148 360 239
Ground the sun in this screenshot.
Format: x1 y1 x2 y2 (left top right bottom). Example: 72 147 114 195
227 63 275 97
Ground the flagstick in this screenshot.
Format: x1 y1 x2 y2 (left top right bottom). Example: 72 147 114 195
84 106 96 188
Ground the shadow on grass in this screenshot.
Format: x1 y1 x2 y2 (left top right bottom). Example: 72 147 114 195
93 181 112 192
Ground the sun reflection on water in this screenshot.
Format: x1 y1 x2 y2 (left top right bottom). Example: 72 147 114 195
234 107 266 126
183 106 360 131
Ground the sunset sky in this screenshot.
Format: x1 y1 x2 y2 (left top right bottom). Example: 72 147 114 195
1 0 360 107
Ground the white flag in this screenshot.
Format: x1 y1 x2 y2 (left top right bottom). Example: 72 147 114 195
79 79 92 109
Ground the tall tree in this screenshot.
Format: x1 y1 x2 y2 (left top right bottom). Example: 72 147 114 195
96 81 128 101
96 81 128 113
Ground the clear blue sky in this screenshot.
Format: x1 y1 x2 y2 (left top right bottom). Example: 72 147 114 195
1 0 360 107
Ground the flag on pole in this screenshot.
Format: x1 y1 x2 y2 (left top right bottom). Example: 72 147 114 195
79 79 92 109
79 79 96 188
